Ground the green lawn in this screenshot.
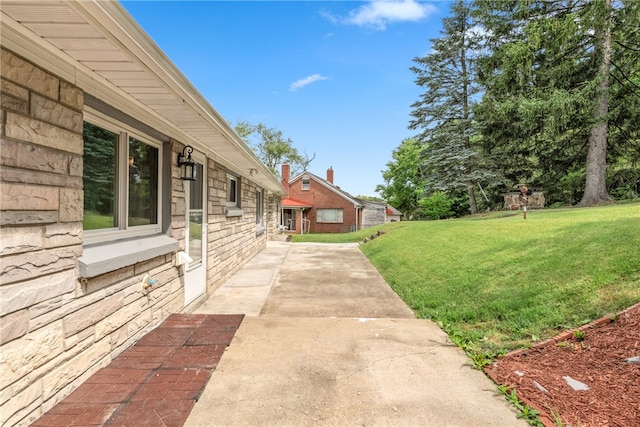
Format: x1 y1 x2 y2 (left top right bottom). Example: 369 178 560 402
295 203 640 361
83 211 115 230
83 212 152 230
291 223 402 243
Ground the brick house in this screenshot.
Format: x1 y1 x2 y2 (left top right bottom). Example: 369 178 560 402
280 164 364 233
279 164 403 233
0 2 284 426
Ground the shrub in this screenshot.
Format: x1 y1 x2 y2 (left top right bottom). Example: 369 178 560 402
419 191 454 220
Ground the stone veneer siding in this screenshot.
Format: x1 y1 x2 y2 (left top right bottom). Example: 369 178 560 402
203 161 267 288
266 193 281 240
0 48 271 427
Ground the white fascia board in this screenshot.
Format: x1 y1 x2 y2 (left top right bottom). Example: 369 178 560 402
71 1 281 193
0 13 77 83
2 1 281 195
1 8 233 169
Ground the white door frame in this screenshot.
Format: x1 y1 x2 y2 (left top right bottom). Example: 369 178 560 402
184 154 207 306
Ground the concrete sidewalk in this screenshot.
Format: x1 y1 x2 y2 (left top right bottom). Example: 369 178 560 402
188 242 525 426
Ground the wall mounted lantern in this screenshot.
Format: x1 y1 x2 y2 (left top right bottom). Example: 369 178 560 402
177 145 197 181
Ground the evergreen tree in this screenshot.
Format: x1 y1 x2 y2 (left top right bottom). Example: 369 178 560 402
605 0 640 199
474 0 639 204
409 0 498 214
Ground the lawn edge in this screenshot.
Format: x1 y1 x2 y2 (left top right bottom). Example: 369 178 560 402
484 301 640 427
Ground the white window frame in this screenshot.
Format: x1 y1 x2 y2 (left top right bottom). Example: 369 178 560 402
256 188 265 234
226 173 244 217
317 208 344 223
256 188 264 226
227 174 239 207
302 176 310 190
83 109 162 245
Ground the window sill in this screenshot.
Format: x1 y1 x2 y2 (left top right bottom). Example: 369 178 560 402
78 234 179 278
256 225 265 236
225 207 244 217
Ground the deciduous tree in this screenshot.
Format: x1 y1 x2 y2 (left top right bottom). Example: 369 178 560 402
376 137 426 218
234 121 311 177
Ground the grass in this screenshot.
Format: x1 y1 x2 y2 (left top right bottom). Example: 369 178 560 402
295 203 640 358
290 223 402 243
83 211 115 230
83 212 152 230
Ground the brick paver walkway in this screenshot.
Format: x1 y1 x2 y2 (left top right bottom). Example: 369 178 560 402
30 314 243 427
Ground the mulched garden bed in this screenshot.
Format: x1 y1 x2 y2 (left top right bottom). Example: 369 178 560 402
485 302 640 427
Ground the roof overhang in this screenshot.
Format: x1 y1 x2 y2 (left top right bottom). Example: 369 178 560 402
1 0 284 194
280 197 312 210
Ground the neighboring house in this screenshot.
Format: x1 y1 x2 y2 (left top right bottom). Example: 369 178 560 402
280 164 363 234
385 204 402 222
0 2 283 426
279 164 401 233
360 200 402 228
280 163 402 233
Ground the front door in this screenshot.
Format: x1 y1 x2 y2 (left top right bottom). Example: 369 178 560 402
184 160 206 306
283 209 296 231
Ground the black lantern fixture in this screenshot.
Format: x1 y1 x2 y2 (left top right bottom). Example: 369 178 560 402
177 145 197 181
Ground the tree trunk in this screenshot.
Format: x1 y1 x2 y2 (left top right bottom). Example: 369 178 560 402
579 0 613 206
462 36 478 216
467 183 478 214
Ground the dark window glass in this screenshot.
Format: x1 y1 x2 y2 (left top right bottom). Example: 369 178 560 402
128 137 158 226
83 122 118 230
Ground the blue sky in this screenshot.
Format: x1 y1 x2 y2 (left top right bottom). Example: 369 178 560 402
122 1 449 197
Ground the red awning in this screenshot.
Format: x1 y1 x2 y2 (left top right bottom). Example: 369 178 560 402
281 197 312 209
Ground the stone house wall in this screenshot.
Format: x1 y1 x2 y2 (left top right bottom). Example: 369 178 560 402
204 162 266 288
266 193 282 240
0 48 272 427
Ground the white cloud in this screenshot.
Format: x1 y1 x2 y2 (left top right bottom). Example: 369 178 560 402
289 74 329 92
345 0 437 30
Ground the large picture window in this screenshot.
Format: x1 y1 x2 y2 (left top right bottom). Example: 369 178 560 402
83 117 161 241
317 208 343 223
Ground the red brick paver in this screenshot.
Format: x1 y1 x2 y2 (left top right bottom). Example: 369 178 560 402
31 314 243 427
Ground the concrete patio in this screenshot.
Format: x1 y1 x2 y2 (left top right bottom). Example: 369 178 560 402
31 242 526 426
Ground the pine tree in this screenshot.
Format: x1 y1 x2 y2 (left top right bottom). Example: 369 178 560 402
474 0 638 204
409 0 497 214
580 0 613 205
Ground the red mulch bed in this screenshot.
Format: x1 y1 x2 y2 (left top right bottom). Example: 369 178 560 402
485 303 640 427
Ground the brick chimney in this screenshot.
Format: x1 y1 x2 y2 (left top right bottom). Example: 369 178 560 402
326 166 334 184
281 163 290 191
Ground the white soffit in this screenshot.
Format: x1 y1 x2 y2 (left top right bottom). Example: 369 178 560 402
1 0 283 194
